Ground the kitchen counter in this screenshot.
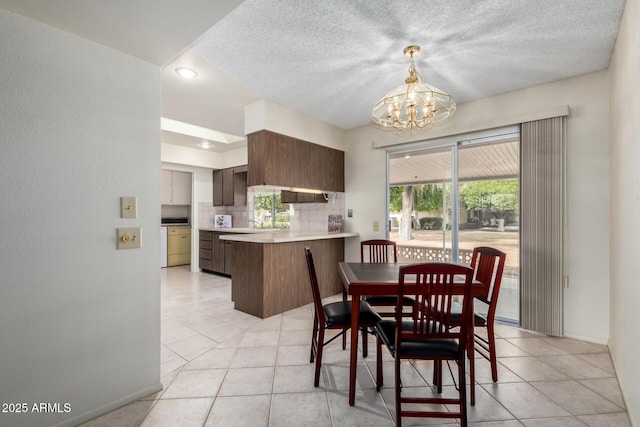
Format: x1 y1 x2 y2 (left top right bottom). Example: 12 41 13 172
225 230 359 318
219 230 358 243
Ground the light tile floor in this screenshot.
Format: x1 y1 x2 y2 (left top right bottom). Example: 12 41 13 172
82 266 631 427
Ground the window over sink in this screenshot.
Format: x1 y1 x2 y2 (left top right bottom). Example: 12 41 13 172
252 190 291 229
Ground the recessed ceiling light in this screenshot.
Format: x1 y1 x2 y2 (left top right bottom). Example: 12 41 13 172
175 67 198 79
200 141 211 149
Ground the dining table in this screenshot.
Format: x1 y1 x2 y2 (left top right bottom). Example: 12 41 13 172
338 261 486 406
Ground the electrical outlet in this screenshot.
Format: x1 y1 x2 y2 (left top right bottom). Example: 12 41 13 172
120 196 137 219
117 227 141 249
373 221 380 232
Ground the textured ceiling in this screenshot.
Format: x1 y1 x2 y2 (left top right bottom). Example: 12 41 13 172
194 0 626 130
1 0 626 151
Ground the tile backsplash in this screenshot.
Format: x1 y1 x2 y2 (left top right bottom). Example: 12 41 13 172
288 192 345 231
199 190 344 231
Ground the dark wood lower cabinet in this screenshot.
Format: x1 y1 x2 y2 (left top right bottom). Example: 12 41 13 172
199 230 233 276
231 238 344 318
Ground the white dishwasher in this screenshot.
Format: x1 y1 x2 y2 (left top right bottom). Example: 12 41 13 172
160 227 167 268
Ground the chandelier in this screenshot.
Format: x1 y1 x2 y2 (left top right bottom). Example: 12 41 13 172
372 45 456 131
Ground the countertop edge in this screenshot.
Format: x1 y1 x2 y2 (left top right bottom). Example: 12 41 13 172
199 227 276 234
219 231 359 243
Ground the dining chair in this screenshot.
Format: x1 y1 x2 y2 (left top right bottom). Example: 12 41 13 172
375 262 474 427
360 239 414 318
305 248 381 387
450 246 506 383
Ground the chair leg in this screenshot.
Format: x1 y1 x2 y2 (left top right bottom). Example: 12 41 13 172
375 335 383 390
310 315 319 363
458 353 468 427
468 332 475 406
362 328 368 358
486 323 498 382
434 360 443 393
341 290 348 350
342 327 347 350
394 357 402 427
314 327 325 387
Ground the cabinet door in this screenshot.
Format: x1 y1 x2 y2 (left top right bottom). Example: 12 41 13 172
168 234 190 254
211 233 224 272
161 170 173 204
222 168 235 206
280 190 297 203
212 169 223 206
199 231 213 270
233 171 247 206
223 241 233 274
172 171 192 205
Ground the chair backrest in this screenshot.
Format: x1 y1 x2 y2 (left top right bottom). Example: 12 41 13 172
304 247 326 325
470 247 506 311
360 239 398 263
396 262 474 354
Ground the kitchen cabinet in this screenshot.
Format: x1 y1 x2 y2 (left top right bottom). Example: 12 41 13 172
167 226 191 266
162 170 191 205
199 230 213 271
199 230 233 275
231 238 345 318
280 190 327 204
213 165 247 206
247 130 344 192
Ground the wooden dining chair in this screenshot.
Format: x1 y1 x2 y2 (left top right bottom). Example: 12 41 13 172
450 246 506 383
375 262 474 427
305 248 381 387
360 239 414 318
361 239 398 263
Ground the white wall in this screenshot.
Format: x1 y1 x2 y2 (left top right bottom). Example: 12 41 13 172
0 10 161 427
161 142 223 169
345 71 611 344
245 99 347 150
220 145 249 169
608 0 640 422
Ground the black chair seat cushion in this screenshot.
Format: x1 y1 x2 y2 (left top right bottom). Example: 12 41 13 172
323 300 382 328
364 295 415 306
449 301 487 325
377 319 459 358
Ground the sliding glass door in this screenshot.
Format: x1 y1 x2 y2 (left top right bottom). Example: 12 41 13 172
389 146 453 262
388 129 520 323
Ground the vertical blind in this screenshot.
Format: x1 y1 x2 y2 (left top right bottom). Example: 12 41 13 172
520 117 565 336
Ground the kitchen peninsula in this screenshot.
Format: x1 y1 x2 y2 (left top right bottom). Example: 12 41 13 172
220 230 358 318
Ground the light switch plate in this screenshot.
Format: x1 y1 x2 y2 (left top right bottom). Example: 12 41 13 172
117 227 141 249
120 196 137 219
373 221 380 232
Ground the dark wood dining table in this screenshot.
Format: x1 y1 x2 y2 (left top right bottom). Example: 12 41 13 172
338 261 486 406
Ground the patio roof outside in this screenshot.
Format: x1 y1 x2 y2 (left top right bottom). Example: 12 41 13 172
389 138 519 186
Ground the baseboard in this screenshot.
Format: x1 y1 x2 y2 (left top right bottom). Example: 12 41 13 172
562 331 609 346
51 382 164 427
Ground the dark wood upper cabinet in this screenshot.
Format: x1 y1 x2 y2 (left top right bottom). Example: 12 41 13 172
212 169 223 206
280 190 327 203
247 130 344 192
213 165 248 206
